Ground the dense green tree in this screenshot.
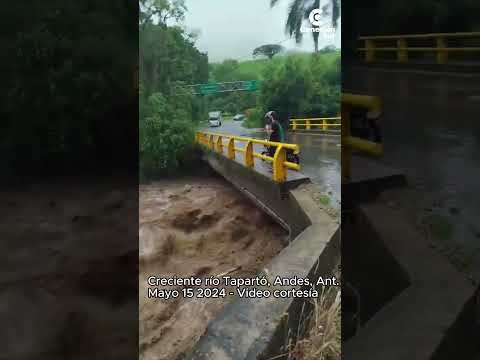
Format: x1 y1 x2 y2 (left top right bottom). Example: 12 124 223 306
242 53 340 128
210 60 240 83
253 44 285 59
319 45 338 53
139 0 186 28
259 58 312 123
139 0 208 178
139 24 208 96
1 1 137 181
140 89 196 178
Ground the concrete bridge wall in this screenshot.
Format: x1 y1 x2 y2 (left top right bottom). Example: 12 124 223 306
187 148 340 360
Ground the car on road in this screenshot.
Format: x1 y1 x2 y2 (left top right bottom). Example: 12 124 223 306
233 114 245 121
208 111 222 127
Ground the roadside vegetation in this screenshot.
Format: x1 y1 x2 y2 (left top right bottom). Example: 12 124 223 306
2 2 136 182
139 0 208 179
287 286 341 360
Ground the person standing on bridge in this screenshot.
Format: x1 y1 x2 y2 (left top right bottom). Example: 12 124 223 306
264 111 285 157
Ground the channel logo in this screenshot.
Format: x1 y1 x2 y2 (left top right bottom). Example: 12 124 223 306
309 8 322 27
301 8 335 39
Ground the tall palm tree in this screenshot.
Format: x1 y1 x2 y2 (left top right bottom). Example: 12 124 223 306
271 0 340 52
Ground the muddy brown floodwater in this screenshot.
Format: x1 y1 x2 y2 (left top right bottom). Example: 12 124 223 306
139 177 286 360
0 178 138 359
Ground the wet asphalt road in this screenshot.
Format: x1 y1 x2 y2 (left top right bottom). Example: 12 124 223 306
345 66 480 280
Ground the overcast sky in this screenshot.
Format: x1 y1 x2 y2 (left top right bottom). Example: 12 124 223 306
182 0 341 63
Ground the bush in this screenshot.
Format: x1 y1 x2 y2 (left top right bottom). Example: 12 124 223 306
258 57 313 127
243 108 263 129
140 92 195 178
2 1 137 181
254 54 340 128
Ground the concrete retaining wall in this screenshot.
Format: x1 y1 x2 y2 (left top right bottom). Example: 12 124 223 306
187 148 340 360
201 149 312 241
343 203 475 360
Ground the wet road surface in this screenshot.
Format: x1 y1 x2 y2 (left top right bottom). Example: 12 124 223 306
203 120 341 208
344 66 480 281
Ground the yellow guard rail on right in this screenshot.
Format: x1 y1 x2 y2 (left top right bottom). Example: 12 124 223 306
196 131 300 183
358 32 480 64
289 117 341 131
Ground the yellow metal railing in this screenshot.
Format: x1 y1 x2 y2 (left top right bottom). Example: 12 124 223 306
289 117 341 131
195 131 300 183
341 93 384 182
358 32 480 64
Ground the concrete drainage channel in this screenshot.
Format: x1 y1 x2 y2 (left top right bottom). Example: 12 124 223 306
186 150 340 360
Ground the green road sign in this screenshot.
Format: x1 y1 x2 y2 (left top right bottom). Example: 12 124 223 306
199 84 219 95
243 80 259 91
188 80 261 95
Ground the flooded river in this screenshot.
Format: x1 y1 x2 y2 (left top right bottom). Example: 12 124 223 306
1 180 138 359
139 176 285 360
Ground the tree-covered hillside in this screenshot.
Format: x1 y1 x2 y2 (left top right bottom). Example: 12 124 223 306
206 52 341 129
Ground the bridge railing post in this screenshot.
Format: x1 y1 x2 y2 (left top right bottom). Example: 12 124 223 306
292 120 297 130
272 146 287 182
245 141 254 168
436 36 448 64
365 39 375 62
209 134 215 150
306 119 311 130
216 136 223 154
227 138 235 159
397 38 408 62
322 119 327 131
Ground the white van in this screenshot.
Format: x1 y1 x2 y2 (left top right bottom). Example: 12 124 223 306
208 111 222 127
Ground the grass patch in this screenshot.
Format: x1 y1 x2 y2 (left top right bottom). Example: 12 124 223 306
284 262 341 360
230 52 339 80
209 52 340 81
426 214 454 241
286 286 341 360
319 195 331 206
